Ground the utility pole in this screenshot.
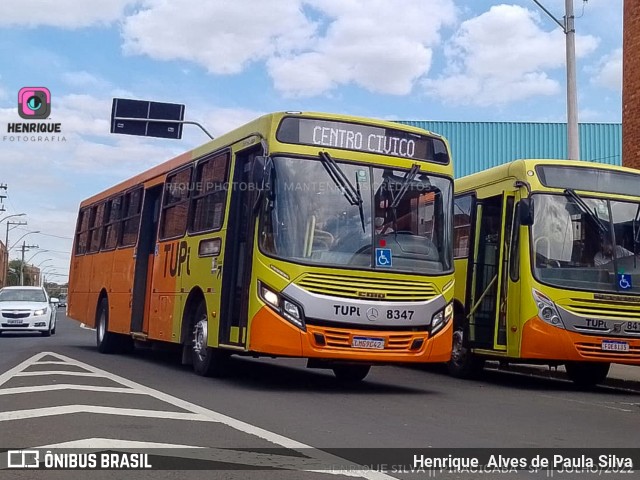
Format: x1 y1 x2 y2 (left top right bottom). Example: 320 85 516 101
0 184 6 213
532 0 581 160
4 220 27 287
20 241 39 286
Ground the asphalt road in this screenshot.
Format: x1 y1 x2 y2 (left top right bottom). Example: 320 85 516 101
0 310 638 479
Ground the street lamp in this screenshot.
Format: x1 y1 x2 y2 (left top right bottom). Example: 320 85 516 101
0 212 26 224
532 0 580 160
25 250 50 265
8 230 40 252
36 258 53 268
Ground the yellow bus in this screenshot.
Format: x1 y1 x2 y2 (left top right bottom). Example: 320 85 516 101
68 111 455 382
449 159 640 387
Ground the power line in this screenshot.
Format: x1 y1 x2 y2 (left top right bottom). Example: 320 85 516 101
14 227 73 240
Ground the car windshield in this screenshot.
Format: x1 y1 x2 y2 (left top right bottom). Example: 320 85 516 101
259 156 453 274
531 193 640 294
0 289 47 302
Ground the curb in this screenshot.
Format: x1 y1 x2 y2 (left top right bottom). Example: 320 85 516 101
486 363 640 392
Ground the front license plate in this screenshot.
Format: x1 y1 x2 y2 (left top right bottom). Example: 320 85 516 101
352 337 385 349
7 319 24 325
602 340 629 352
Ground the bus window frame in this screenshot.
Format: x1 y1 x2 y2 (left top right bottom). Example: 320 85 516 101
119 186 144 248
188 150 231 235
159 165 193 241
74 207 91 256
102 194 124 252
87 202 106 254
453 192 475 259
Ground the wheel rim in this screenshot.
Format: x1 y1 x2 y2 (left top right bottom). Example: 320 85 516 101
451 329 465 365
192 317 208 362
98 310 106 342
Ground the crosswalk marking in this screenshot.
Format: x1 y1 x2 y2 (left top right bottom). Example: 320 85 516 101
0 351 398 480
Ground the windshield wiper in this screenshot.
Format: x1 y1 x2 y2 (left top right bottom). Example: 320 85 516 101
319 151 365 232
389 164 421 209
564 188 608 236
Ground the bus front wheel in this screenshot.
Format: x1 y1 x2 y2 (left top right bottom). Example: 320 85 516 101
332 364 371 383
447 324 485 378
191 301 227 377
565 362 610 388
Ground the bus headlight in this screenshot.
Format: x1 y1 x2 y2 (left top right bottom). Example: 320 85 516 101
431 303 453 335
258 282 306 330
532 288 565 328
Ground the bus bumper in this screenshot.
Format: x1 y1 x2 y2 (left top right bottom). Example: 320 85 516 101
521 316 640 364
249 306 452 363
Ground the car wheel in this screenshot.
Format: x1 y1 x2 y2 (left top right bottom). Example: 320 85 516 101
51 313 57 335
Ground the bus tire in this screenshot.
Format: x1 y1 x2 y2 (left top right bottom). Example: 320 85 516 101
565 362 610 388
96 298 121 354
447 322 485 378
332 364 371 383
191 300 227 377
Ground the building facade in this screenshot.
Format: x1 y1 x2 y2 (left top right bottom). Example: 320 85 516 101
623 0 640 170
397 121 621 177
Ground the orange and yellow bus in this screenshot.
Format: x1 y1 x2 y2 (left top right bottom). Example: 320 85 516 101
68 111 455 382
450 159 640 386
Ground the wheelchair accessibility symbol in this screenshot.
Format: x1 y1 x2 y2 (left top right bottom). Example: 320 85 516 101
617 273 632 290
375 248 392 267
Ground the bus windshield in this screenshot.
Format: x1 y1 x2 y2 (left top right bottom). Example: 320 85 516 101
531 193 640 294
260 156 452 274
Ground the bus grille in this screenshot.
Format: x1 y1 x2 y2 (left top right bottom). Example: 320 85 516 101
559 298 640 320
575 342 640 360
322 329 414 350
296 273 438 301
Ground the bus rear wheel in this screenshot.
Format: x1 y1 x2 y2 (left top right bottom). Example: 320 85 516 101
447 324 485 378
565 362 610 388
191 301 227 377
96 298 124 354
332 364 371 383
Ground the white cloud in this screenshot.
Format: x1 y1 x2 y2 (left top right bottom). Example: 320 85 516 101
268 0 457 97
61 71 111 89
121 0 315 75
590 48 622 92
120 0 456 97
424 4 600 106
0 0 137 28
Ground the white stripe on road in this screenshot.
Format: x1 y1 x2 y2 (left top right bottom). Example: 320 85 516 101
0 405 214 422
14 371 101 377
0 384 141 396
38 437 205 449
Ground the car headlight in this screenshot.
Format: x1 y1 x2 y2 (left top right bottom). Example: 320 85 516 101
258 282 305 330
33 307 48 316
431 302 453 335
532 288 565 328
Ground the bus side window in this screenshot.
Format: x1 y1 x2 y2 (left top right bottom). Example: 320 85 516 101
103 195 123 250
453 194 473 258
75 208 90 255
88 202 106 254
121 187 143 247
160 168 192 240
190 152 229 233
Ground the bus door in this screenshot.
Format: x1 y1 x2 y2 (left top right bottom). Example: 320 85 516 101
130 184 162 333
467 193 514 350
219 146 264 347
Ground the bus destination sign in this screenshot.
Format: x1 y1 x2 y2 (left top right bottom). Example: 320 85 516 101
277 117 448 163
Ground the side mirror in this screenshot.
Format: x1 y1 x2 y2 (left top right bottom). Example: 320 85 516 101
519 198 534 226
50 297 59 304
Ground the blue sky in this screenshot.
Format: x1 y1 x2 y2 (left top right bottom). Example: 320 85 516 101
0 0 623 282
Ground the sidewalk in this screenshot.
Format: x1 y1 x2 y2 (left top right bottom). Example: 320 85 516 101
488 362 640 391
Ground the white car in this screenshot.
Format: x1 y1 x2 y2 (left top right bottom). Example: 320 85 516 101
0 286 58 336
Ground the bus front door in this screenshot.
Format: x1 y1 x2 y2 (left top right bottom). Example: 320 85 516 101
467 194 513 351
219 147 263 348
